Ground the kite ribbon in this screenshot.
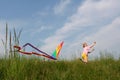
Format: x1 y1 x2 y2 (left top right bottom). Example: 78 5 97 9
14 41 64 60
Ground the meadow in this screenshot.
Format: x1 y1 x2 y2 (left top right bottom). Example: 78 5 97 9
0 24 120 80
0 57 120 80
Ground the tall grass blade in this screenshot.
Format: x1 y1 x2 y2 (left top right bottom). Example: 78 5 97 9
9 31 12 58
1 39 5 46
13 28 17 44
18 28 22 40
5 23 8 57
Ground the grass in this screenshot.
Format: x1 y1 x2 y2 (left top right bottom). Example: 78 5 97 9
0 57 119 80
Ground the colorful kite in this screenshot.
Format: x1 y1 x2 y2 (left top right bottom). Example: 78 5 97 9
14 41 64 60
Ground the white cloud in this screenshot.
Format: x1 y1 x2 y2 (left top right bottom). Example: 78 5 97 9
54 0 71 14
41 0 120 59
80 0 120 18
54 0 120 36
85 17 120 51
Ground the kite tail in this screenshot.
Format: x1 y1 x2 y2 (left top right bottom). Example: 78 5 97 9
52 41 64 59
22 43 50 56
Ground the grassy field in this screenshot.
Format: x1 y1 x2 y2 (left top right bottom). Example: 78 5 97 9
0 57 119 80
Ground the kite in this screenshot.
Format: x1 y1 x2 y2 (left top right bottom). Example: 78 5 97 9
14 41 64 60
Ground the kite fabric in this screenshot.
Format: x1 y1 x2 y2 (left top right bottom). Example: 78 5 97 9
52 41 64 59
14 41 64 60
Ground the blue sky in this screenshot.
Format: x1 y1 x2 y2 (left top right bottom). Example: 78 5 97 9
0 0 120 60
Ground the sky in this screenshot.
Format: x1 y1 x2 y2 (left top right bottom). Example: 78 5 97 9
0 0 120 60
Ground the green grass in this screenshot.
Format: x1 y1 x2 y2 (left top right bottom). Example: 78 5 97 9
0 57 119 80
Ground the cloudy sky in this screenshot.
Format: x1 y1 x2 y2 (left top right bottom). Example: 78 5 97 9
0 0 120 60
